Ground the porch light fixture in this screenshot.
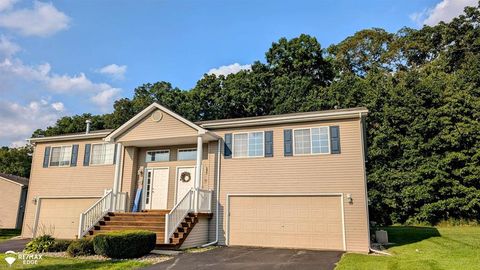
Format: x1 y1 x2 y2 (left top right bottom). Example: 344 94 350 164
346 194 353 204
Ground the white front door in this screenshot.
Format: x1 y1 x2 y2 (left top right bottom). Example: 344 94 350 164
145 168 169 210
176 166 196 203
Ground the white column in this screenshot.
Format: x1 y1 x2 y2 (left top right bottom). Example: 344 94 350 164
111 143 123 212
194 135 203 213
195 135 203 189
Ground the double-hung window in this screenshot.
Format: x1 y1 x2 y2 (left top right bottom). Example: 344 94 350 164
49 146 72 167
178 148 197 161
233 131 264 158
146 150 170 162
293 127 330 155
90 143 115 165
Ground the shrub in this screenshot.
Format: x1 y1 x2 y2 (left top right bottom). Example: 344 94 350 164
67 238 95 257
24 235 55 253
48 239 73 252
93 230 156 258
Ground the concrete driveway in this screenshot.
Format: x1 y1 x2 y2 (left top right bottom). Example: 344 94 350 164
145 246 344 270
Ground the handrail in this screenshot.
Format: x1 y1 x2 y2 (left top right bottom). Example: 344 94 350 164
164 189 193 244
78 191 113 238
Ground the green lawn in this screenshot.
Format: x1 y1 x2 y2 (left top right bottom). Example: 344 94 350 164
336 226 480 270
0 229 21 242
0 254 151 270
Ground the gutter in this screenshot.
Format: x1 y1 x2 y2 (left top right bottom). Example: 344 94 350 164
28 131 111 144
201 138 222 247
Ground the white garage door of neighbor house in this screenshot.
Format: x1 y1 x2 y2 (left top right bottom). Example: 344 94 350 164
36 198 98 239
228 195 345 250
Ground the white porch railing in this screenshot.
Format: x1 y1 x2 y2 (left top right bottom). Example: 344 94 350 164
165 189 193 244
77 191 127 238
164 188 213 244
195 189 213 213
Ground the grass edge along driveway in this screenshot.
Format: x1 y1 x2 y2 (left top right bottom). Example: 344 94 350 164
0 229 21 243
336 226 480 270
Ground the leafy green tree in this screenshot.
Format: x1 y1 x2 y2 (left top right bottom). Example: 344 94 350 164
0 146 32 178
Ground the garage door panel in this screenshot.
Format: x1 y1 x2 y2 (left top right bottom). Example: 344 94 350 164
37 198 98 239
229 195 344 250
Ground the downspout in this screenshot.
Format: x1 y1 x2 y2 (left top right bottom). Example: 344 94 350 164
202 138 221 247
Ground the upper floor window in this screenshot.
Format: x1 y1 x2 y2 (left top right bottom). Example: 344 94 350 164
146 150 170 162
178 148 197 161
50 146 72 167
293 127 330 155
233 131 264 158
90 143 115 165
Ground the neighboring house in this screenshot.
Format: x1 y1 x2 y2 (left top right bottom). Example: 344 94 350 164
22 102 370 252
0 173 29 230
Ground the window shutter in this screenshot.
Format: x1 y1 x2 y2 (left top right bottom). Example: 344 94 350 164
284 129 293 156
224 133 232 159
43 146 51 168
113 144 118 164
330 126 341 154
264 131 273 157
83 144 91 166
70 144 79 167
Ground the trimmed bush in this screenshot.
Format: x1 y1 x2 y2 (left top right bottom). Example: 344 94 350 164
49 239 73 252
93 230 156 259
24 235 55 253
67 238 95 257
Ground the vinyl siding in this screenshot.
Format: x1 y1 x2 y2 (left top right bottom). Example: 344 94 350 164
206 118 369 253
22 138 115 238
0 180 23 229
180 216 210 249
117 110 198 143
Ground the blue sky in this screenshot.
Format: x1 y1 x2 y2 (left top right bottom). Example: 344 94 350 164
0 0 476 146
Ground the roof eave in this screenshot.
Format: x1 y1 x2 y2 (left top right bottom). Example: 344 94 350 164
28 132 111 144
199 109 368 129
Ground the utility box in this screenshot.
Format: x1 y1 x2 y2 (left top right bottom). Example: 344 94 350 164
375 230 389 244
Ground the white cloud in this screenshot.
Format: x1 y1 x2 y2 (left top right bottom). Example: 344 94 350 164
0 1 70 37
411 0 477 26
90 88 121 112
0 99 65 147
97 64 127 80
0 0 17 12
0 35 20 57
51 102 64 112
207 63 251 77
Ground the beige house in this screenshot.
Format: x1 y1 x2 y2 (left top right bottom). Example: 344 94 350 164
0 173 29 229
23 103 370 252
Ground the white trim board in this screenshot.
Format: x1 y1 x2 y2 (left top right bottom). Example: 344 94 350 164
225 193 346 251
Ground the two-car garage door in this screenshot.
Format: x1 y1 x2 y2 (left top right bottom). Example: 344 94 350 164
228 195 345 250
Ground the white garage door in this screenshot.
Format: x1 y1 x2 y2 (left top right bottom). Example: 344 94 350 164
228 195 344 250
36 198 98 239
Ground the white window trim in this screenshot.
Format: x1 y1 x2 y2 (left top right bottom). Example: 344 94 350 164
90 143 115 166
232 131 265 159
145 149 170 163
292 126 331 156
177 148 197 161
49 145 72 168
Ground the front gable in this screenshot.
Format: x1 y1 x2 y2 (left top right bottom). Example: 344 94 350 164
105 103 213 145
116 109 198 143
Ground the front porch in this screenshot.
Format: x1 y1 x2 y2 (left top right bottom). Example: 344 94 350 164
78 188 213 248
